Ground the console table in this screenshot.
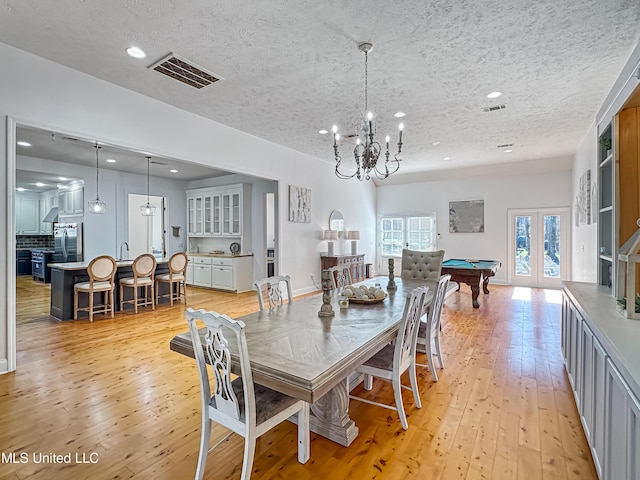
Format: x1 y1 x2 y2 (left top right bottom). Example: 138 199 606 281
321 254 365 283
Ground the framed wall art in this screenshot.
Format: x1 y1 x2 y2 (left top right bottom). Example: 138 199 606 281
289 185 311 223
449 200 484 233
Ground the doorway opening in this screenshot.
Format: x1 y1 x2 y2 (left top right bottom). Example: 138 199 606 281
127 194 166 259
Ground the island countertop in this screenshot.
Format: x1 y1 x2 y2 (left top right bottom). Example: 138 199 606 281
49 257 170 270
186 252 254 258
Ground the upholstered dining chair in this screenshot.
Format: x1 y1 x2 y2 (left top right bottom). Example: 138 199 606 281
185 308 310 480
254 275 292 310
416 274 451 381
349 286 429 430
327 265 353 290
73 255 117 322
119 253 156 313
155 252 188 306
400 248 445 282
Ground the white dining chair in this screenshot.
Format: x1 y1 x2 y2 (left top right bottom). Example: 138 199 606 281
327 265 352 290
416 274 451 381
254 275 292 310
185 308 310 480
349 285 429 430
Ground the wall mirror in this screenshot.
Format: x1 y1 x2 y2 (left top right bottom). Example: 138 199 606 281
329 210 345 237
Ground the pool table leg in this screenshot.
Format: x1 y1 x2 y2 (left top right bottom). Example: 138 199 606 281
482 275 491 294
471 284 481 308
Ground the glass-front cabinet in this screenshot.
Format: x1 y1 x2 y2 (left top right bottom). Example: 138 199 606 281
221 189 242 235
187 196 203 235
186 184 251 252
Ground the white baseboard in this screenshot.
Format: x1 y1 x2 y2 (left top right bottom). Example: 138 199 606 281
0 358 9 375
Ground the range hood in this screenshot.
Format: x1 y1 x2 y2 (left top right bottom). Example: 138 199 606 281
43 207 59 223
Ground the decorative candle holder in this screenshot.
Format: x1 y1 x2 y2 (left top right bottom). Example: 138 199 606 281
387 258 397 290
318 269 335 317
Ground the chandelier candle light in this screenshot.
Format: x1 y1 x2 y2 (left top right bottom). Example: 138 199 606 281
88 142 106 214
332 42 403 180
141 156 156 216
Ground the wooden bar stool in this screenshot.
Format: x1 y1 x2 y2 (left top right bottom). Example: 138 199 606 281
155 252 188 306
74 255 117 322
119 254 156 313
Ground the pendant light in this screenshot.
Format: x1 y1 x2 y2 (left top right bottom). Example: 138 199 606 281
88 142 106 214
140 156 156 216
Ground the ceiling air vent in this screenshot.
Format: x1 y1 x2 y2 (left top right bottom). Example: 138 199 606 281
149 53 223 90
497 143 514 148
482 104 507 113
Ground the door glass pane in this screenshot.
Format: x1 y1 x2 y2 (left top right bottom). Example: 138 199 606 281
381 217 403 256
543 215 561 278
515 215 531 276
407 216 435 251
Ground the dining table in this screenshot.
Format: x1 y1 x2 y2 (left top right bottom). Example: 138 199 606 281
170 277 436 447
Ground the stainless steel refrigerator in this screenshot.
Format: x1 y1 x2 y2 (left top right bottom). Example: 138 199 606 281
53 223 83 263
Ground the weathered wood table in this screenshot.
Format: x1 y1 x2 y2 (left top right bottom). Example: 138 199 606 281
170 277 434 446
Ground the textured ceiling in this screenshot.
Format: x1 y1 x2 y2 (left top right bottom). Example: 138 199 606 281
1 0 640 184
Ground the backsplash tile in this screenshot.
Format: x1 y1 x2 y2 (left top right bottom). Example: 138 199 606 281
17 235 54 249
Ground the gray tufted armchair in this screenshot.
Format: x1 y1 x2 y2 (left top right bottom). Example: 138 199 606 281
400 249 445 282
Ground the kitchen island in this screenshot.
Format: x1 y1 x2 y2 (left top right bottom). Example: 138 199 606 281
49 257 171 321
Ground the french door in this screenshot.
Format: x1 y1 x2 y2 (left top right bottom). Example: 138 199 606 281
508 208 570 288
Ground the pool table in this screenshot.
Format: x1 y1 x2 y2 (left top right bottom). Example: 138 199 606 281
441 259 501 308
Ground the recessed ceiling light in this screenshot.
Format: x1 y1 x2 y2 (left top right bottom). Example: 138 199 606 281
487 91 502 99
35 182 45 187
170 169 178 173
126 46 146 58
16 187 25 192
443 157 451 161
504 149 513 153
432 141 441 146
106 158 116 163
17 141 31 147
394 112 406 118
58 177 68 181
318 129 328 135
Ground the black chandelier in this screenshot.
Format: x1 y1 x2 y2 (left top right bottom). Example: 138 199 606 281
332 43 403 180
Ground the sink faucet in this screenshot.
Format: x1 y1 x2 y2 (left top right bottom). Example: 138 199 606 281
119 242 129 260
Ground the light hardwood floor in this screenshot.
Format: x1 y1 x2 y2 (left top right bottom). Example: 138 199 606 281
2 276 597 480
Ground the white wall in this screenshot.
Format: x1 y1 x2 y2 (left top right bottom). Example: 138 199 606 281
0 43 376 373
377 166 573 285
571 123 598 282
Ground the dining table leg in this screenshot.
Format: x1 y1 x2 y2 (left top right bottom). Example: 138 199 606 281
309 378 359 447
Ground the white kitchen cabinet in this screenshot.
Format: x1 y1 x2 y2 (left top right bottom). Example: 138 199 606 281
186 255 253 292
203 193 222 235
212 265 233 290
186 184 252 253
221 189 242 235
186 262 194 285
16 193 40 234
191 256 212 287
187 196 203 235
58 187 84 215
39 190 58 234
